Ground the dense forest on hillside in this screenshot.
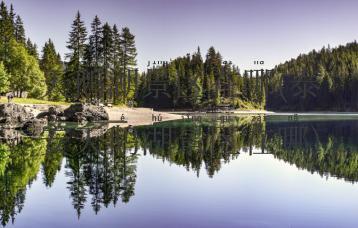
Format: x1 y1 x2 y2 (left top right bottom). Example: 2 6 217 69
147 42 358 111
268 42 358 111
137 47 266 109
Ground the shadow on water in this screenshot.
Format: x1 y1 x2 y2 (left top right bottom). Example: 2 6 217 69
1 116 358 225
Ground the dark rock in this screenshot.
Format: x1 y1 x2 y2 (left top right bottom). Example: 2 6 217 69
48 114 57 122
49 106 64 116
22 118 48 136
36 106 65 122
37 111 49 119
64 103 109 122
0 103 34 128
65 124 109 139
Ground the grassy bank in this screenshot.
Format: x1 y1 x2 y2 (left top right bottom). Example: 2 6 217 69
0 97 70 106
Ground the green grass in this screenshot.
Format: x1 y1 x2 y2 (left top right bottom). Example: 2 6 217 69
236 99 264 110
0 97 70 106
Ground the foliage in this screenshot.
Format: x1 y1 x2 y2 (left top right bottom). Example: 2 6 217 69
0 138 47 226
0 61 10 93
5 39 47 98
41 39 65 101
268 42 358 111
137 47 265 109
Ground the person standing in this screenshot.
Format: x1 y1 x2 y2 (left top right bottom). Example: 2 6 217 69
7 93 13 103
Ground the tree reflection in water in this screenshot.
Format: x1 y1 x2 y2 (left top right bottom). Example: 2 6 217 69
63 125 139 217
0 117 358 225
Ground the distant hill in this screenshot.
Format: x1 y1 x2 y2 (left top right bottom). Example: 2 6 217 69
267 41 358 111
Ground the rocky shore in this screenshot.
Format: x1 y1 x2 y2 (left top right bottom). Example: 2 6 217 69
0 103 182 135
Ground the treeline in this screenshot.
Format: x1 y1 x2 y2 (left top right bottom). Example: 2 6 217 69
137 47 266 109
0 1 46 97
268 41 358 111
141 41 358 111
64 13 137 103
0 1 137 104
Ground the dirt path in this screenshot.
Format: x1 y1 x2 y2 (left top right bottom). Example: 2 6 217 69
105 107 182 127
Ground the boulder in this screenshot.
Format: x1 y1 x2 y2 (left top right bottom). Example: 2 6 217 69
36 106 64 122
49 106 64 116
36 111 49 119
22 118 48 136
64 103 109 122
0 103 34 128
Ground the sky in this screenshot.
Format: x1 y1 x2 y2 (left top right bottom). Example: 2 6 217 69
4 0 358 71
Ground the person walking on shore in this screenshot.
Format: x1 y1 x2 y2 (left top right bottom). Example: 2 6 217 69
7 93 13 103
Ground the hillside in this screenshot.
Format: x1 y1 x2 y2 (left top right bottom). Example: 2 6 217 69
267 41 358 111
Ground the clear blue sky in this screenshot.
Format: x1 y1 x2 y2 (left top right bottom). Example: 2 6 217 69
4 0 358 71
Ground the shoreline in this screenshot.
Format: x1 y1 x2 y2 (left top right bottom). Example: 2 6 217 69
7 103 358 129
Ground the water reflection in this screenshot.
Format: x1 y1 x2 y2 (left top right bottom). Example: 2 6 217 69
136 119 265 177
63 125 139 217
266 120 358 182
0 136 46 226
0 116 358 226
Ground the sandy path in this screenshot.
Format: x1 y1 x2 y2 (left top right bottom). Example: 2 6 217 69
105 107 182 128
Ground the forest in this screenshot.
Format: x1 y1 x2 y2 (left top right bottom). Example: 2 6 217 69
0 1 137 104
137 47 266 109
268 42 358 111
1 1 358 111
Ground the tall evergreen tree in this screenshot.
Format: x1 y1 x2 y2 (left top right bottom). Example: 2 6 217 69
89 15 103 99
14 15 25 44
64 11 87 101
120 27 137 102
9 4 14 25
112 24 122 104
101 23 113 102
0 1 14 62
41 39 64 101
26 38 39 59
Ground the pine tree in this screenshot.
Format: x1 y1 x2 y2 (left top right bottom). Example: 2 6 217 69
26 38 39 59
101 23 113 102
83 41 94 99
64 11 87 101
190 48 204 108
40 39 64 101
112 24 122 104
14 16 25 44
89 15 103 99
9 4 14 25
120 27 137 102
0 1 14 62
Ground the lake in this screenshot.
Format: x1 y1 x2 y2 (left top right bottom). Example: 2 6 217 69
1 115 358 228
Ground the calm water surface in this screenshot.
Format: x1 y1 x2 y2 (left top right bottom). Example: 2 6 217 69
1 115 358 228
